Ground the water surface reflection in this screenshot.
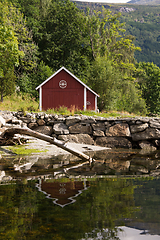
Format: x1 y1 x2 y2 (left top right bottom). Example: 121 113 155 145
0 149 160 239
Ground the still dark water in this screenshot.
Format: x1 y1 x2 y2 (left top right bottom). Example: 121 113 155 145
1 148 160 240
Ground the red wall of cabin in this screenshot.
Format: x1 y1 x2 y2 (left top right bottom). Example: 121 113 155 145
42 70 84 110
86 89 95 110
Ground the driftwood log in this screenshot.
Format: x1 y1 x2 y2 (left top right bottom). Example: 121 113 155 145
0 127 94 162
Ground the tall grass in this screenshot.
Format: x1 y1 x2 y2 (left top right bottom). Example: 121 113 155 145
0 96 138 118
0 93 39 112
46 105 137 118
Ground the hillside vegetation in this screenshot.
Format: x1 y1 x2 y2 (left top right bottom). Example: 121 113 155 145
1 0 160 116
128 0 160 4
74 2 160 67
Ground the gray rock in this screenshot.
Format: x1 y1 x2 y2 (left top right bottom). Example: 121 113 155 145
30 118 37 123
37 119 45 126
132 128 160 141
93 130 105 137
25 113 32 118
95 137 132 148
58 134 94 145
65 116 81 126
94 116 107 121
105 123 131 137
130 123 148 134
18 117 31 124
135 120 144 125
92 122 105 131
53 115 65 122
53 123 69 135
1 111 14 120
47 120 55 125
34 126 53 135
28 122 38 130
80 115 96 124
104 122 112 128
69 123 92 134
136 118 150 123
36 113 45 119
138 141 157 151
150 121 160 129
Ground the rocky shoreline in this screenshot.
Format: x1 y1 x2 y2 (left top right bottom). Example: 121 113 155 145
1 111 160 152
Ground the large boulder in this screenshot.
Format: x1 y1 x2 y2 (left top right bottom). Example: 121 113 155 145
92 122 106 131
65 116 81 126
28 122 38 129
149 120 160 129
68 123 92 134
105 123 131 137
34 126 53 136
58 134 94 145
130 123 148 134
138 141 157 153
95 136 132 148
53 123 69 135
132 128 160 141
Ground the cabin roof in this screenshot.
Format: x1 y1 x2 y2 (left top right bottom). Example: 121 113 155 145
36 66 99 97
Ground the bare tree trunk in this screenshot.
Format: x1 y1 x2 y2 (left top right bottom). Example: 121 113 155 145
1 127 94 162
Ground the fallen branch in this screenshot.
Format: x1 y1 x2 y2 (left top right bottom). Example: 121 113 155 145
1 127 94 162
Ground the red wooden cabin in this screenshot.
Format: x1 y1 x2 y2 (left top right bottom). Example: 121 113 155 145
36 67 99 111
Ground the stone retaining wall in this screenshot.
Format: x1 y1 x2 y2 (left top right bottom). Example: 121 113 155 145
1 111 160 150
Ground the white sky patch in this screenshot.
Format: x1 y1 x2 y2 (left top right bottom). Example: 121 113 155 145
74 0 129 3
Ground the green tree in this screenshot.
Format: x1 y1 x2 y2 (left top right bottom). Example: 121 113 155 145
0 0 53 97
134 62 160 115
116 80 147 114
87 56 121 111
85 7 141 76
87 55 146 114
9 0 92 79
85 8 146 113
0 24 23 101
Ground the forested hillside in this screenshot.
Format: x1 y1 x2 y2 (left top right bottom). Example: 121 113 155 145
74 2 160 67
119 5 160 67
1 0 160 115
128 0 160 4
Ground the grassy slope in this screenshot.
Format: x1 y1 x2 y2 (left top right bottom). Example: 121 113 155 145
0 94 138 118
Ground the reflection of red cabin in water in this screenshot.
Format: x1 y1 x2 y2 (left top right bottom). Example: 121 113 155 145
36 179 89 207
36 67 99 111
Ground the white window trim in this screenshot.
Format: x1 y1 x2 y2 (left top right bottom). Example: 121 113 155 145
84 87 86 111
95 95 97 112
39 87 42 111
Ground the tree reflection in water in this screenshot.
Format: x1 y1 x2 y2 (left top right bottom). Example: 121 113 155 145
1 149 160 239
0 177 135 240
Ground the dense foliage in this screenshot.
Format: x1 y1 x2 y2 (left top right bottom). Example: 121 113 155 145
75 2 160 68
134 62 160 114
1 0 160 115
